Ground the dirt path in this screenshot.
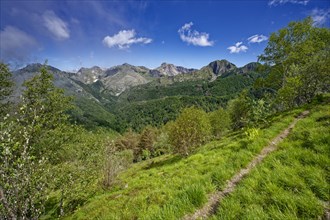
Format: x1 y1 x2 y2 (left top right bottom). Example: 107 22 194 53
183 110 310 220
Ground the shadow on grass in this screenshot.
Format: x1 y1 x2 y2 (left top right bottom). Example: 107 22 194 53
144 155 182 170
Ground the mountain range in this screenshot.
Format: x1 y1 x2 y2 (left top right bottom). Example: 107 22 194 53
13 59 259 96
11 59 263 131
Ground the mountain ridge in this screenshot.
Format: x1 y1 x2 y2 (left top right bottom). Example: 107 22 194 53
12 59 261 97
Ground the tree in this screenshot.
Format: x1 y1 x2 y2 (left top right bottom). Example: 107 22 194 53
208 108 230 139
137 126 158 160
0 65 73 219
114 129 141 162
20 66 73 160
258 17 330 108
0 63 13 118
227 90 251 130
167 107 211 156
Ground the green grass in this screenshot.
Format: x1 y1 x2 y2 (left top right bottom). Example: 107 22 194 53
210 104 330 219
64 106 306 219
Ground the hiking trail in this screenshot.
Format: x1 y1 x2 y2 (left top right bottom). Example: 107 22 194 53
183 110 310 220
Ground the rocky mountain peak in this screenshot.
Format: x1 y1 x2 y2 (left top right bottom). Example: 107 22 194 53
74 66 105 84
205 59 237 76
22 63 61 73
153 62 195 77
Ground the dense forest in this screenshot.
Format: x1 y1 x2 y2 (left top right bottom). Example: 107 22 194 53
1 17 329 219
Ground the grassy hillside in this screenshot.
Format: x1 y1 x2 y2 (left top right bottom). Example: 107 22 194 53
62 102 329 219
211 103 330 219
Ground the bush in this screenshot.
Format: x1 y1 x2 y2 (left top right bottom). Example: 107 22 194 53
228 91 251 130
114 129 140 162
167 107 211 156
103 142 133 188
209 108 230 139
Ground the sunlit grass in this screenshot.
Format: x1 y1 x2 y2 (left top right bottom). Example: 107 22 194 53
65 107 306 219
210 104 330 219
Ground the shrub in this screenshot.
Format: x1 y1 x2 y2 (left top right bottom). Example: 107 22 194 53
209 108 230 139
137 126 158 160
103 142 133 188
114 129 140 162
167 107 211 156
227 90 251 130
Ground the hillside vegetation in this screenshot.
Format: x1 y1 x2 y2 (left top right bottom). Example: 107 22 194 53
0 17 329 220
67 104 330 219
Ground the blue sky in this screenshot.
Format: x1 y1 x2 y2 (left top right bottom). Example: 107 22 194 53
1 0 329 71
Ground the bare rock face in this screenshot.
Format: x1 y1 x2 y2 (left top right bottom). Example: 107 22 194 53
100 63 150 96
72 66 105 84
151 63 196 77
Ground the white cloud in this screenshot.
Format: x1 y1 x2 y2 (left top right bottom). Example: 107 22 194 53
268 0 309 6
178 22 214 47
310 8 330 26
248 34 268 43
0 26 37 62
227 42 248 54
103 30 152 49
42 10 70 40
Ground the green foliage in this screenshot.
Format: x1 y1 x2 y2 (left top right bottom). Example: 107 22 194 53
228 90 251 130
0 63 13 118
44 128 117 218
248 98 272 127
69 97 118 131
208 108 230 138
213 104 330 219
113 95 226 132
113 129 141 162
259 17 330 109
0 114 48 219
66 103 305 219
244 127 260 141
110 126 163 162
167 107 211 156
138 126 158 159
0 65 73 219
20 66 73 161
112 72 259 132
103 142 133 188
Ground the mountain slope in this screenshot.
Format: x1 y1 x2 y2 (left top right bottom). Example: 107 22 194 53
200 60 237 78
60 103 329 220
72 66 105 84
11 60 264 131
12 63 92 99
11 64 118 130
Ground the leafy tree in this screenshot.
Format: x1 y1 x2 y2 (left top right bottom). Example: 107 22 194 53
259 17 330 108
208 108 230 139
138 126 158 160
0 65 73 219
227 90 251 130
0 63 13 118
248 98 272 127
20 66 73 161
114 129 141 162
167 107 211 156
